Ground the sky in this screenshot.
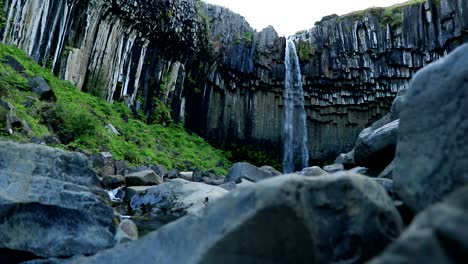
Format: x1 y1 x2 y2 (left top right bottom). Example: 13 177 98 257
203 0 410 36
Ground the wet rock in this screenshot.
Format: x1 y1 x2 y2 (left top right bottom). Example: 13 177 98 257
0 141 115 259
125 170 163 186
300 166 330 177
28 76 56 101
225 162 274 183
128 165 150 174
75 172 402 264
369 185 468 264
115 219 138 244
101 175 126 189
130 179 227 232
394 44 468 212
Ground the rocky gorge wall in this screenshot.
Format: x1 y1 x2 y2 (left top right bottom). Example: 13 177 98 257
1 0 467 165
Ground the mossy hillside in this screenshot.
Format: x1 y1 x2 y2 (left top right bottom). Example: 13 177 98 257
339 0 426 28
0 44 230 175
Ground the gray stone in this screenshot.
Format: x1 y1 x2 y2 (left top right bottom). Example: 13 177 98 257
128 165 150 174
125 170 163 186
354 119 399 170
394 44 468 212
167 169 180 179
323 164 344 173
151 164 168 178
219 181 237 191
124 186 153 204
260 165 282 176
105 123 121 135
91 152 115 176
115 160 128 176
115 219 138 244
0 141 115 259
349 167 370 176
28 76 56 101
130 179 227 232
369 185 468 264
225 162 274 183
179 171 194 181
101 175 126 189
73 172 402 264
300 166 330 177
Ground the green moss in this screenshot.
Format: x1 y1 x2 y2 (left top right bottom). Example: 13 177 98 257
338 0 425 28
295 40 316 62
0 0 5 29
0 43 231 175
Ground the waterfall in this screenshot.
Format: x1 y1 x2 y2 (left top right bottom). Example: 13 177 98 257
283 39 309 173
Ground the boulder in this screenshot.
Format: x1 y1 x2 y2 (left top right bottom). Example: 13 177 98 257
115 219 139 244
151 164 168 178
354 119 399 170
91 152 115 177
225 162 274 183
115 160 128 176
105 123 121 135
0 141 115 260
128 165 150 174
74 172 402 264
394 44 468 212
323 164 344 173
124 186 153 204
179 171 194 181
101 175 126 189
260 165 282 176
219 181 237 191
300 166 330 177
28 76 56 101
369 185 468 264
0 99 14 135
130 179 227 231
167 169 180 179
125 170 163 186
4 55 26 72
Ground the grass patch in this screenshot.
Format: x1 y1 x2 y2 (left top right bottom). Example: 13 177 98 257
0 43 231 175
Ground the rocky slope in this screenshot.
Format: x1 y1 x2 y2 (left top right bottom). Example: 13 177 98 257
1 0 467 165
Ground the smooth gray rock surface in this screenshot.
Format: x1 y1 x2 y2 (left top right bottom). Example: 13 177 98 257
394 44 468 212
369 185 468 264
125 170 163 186
0 141 115 259
354 119 399 170
300 166 330 177
73 172 402 264
225 162 274 183
130 179 227 231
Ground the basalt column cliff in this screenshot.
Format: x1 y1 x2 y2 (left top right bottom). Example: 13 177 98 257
2 0 467 163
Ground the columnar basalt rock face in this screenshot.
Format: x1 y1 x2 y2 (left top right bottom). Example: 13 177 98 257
2 0 467 163
293 0 468 161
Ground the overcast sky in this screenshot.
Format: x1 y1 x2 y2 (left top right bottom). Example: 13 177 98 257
203 0 409 36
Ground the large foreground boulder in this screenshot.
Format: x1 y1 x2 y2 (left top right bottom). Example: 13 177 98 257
224 162 276 183
130 179 227 231
394 44 468 212
74 172 402 264
369 185 468 263
0 141 115 261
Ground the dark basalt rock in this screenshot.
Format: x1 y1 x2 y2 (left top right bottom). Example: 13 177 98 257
28 76 56 101
369 185 468 264
72 172 402 264
394 43 468 212
0 141 115 260
225 162 275 183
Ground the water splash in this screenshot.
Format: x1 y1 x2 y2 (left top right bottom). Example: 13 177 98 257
107 187 125 203
283 39 309 173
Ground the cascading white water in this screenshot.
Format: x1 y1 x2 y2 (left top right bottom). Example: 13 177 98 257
283 39 309 173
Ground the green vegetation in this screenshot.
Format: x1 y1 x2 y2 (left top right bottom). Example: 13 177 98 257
339 0 425 28
0 44 231 175
226 144 282 172
295 40 316 62
243 31 254 43
0 0 5 29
